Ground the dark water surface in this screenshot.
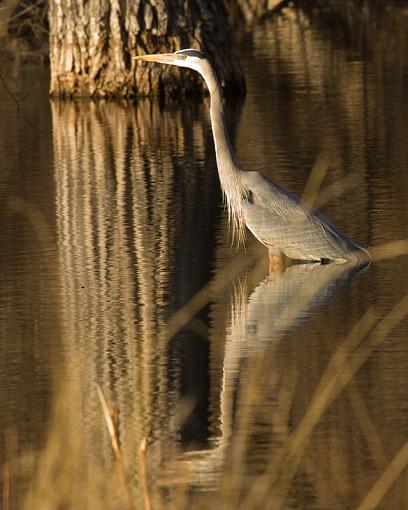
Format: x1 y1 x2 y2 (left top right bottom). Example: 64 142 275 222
1 7 408 510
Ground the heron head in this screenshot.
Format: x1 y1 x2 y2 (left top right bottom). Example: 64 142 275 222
133 48 208 72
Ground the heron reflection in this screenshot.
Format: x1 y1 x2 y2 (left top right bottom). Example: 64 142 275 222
166 260 369 491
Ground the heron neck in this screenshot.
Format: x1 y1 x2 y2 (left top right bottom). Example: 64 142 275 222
200 66 242 192
198 62 246 241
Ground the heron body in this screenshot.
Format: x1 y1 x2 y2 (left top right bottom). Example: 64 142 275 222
240 171 363 262
134 49 371 267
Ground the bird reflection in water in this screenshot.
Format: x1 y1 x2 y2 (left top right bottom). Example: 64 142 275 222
163 260 369 493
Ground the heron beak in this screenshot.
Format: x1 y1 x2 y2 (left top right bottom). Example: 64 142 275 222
133 52 176 64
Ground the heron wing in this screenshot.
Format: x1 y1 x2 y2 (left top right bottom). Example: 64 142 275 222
240 171 357 260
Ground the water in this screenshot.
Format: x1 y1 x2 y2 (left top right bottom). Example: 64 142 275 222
1 6 408 509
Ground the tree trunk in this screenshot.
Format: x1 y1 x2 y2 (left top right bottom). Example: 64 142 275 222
48 0 244 98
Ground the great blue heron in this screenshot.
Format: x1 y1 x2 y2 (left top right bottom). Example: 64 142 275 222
134 49 371 271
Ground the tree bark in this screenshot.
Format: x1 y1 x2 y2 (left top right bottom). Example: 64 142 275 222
48 0 244 98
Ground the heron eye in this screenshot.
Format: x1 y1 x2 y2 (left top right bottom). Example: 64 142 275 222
181 53 187 60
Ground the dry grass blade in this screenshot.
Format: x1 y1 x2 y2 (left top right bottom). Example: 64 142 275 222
138 437 152 510
243 292 408 509
96 385 133 510
347 379 388 470
357 440 408 510
163 249 259 343
301 148 330 208
2 463 9 510
287 308 377 457
283 293 408 485
314 174 363 210
369 239 408 262
279 293 408 501
6 0 45 24
96 384 121 460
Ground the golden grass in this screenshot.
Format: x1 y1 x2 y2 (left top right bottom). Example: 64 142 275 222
138 437 152 510
2 463 9 510
5 230 404 509
96 385 133 510
357 440 408 510
241 292 408 508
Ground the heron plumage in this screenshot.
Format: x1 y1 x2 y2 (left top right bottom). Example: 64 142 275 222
134 48 371 265
240 171 364 262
